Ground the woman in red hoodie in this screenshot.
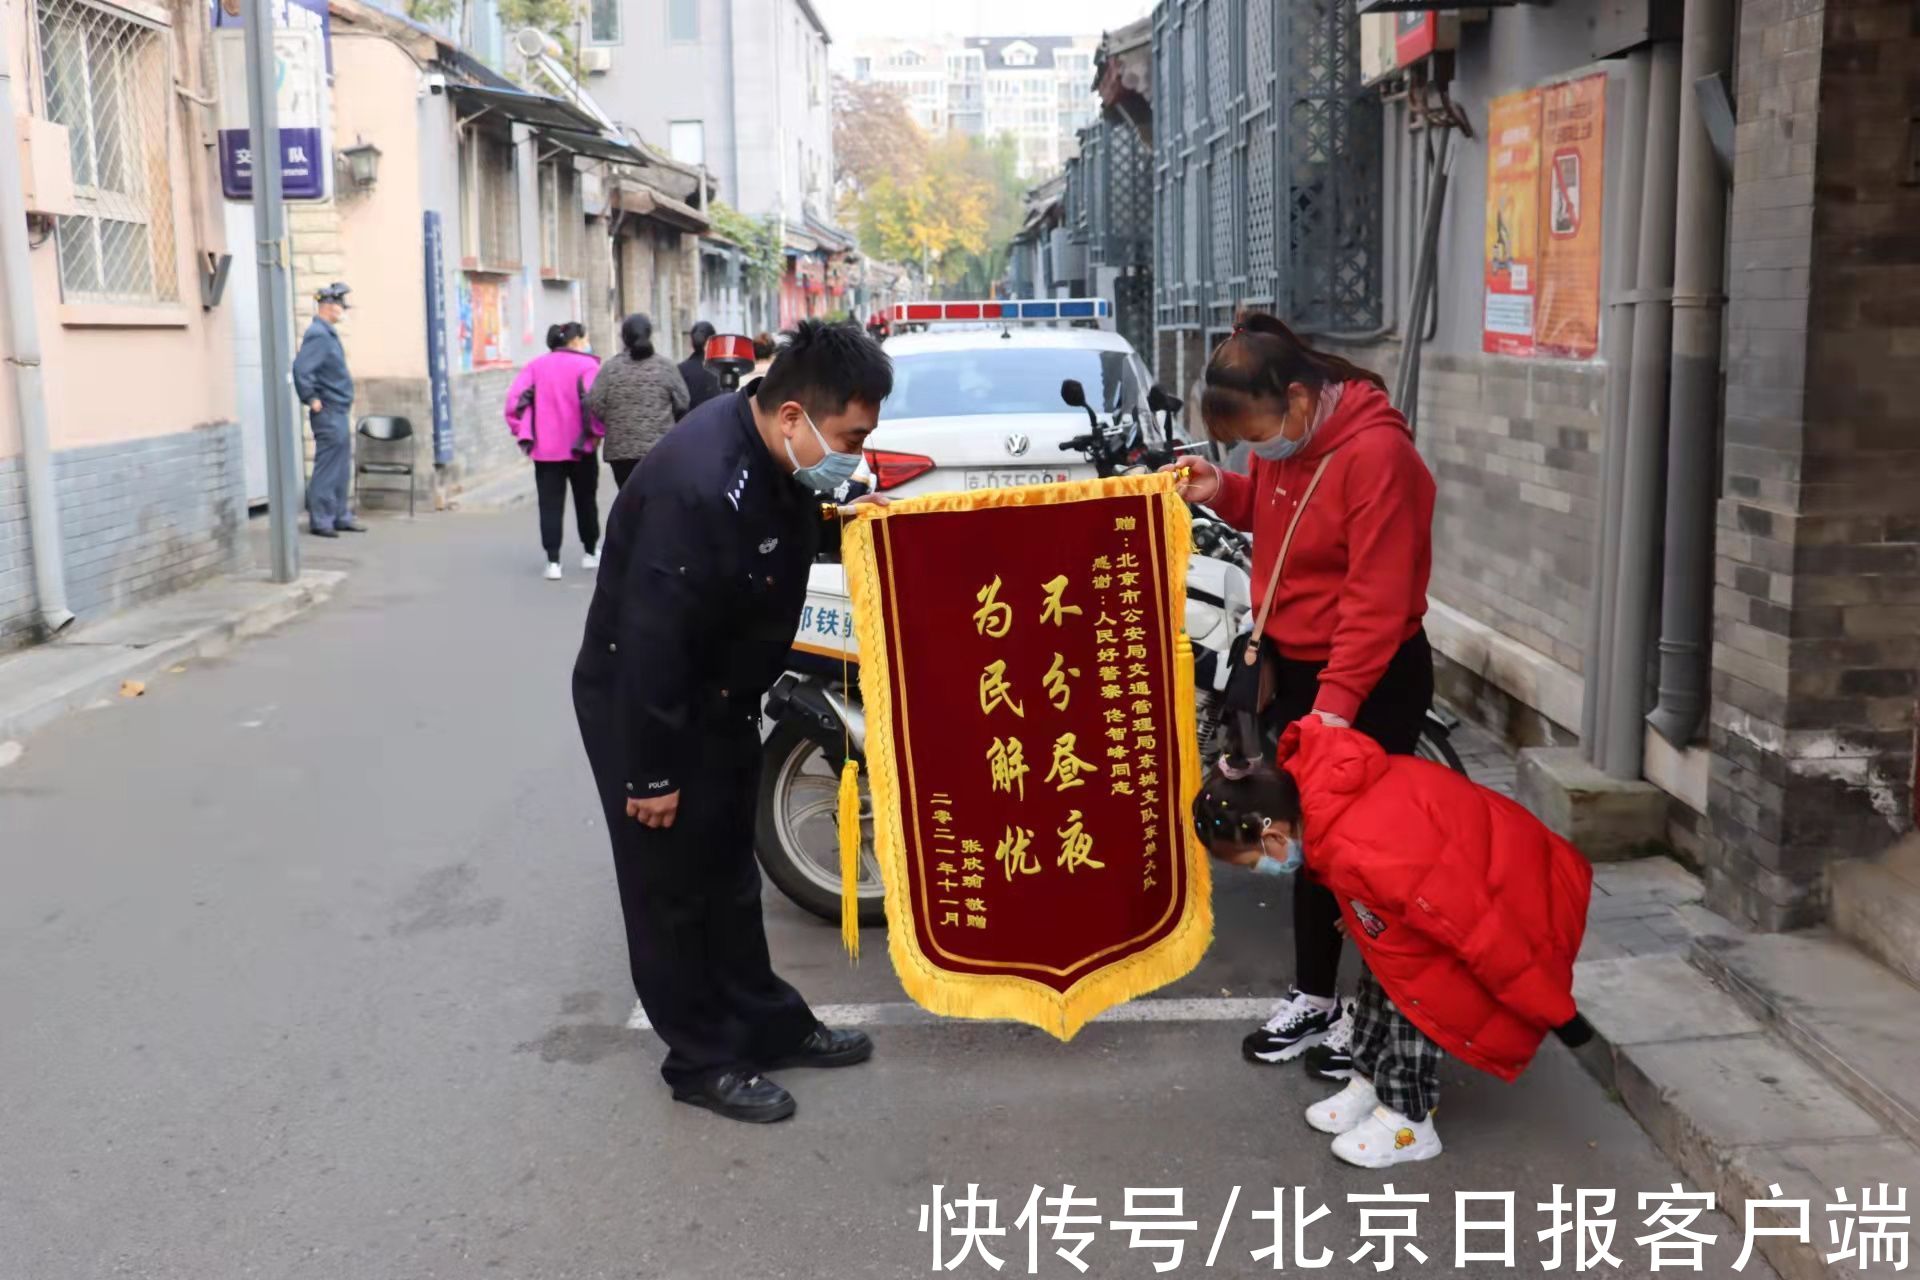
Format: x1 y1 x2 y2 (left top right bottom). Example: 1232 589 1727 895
1191 718 1593 1169
1167 313 1437 1078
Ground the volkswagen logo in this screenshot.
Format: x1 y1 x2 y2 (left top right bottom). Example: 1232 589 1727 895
1004 434 1031 457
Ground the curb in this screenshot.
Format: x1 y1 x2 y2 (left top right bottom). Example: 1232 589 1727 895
0 570 345 745
1571 951 1918 1280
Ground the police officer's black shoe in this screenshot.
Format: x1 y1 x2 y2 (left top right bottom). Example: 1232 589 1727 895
672 1069 796 1124
766 1025 874 1070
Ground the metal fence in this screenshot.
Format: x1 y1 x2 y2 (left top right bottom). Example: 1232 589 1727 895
1059 111 1156 361
37 0 180 306
1152 0 1381 338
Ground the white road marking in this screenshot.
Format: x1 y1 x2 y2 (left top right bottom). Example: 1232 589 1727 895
626 996 1275 1032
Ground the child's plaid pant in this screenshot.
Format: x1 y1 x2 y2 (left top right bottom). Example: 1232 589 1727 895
1350 968 1443 1120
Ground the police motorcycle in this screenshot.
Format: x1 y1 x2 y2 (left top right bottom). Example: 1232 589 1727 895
752 369 1260 926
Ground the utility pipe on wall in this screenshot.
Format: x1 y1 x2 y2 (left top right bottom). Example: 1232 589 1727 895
1581 50 1653 764
0 33 74 635
1649 0 1736 747
1601 41 1684 781
1582 52 1658 759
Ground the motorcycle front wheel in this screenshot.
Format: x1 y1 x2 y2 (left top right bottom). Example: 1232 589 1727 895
754 719 888 926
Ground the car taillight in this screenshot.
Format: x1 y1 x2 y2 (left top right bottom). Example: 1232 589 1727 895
864 449 935 491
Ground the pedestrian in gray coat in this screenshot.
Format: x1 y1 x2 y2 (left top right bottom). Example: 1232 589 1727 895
291 282 364 537
585 313 688 489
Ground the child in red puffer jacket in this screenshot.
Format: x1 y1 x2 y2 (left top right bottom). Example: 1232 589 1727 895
1192 717 1594 1169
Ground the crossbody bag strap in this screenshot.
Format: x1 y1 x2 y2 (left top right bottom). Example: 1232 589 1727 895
1241 449 1339 666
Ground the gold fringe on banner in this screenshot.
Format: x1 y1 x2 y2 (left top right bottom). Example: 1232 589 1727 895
837 758 862 960
840 472 1213 1040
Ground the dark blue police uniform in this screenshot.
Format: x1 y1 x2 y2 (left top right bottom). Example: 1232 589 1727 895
572 382 834 1087
291 315 356 533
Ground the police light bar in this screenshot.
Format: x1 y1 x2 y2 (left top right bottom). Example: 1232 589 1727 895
892 298 1112 323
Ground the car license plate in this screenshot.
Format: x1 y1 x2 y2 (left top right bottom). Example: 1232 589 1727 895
963 469 1072 490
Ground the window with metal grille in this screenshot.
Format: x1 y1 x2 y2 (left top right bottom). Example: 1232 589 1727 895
460 129 519 271
1151 0 1381 334
36 0 178 306
538 159 584 280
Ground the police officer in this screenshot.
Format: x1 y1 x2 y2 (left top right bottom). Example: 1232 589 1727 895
291 282 365 537
572 319 891 1124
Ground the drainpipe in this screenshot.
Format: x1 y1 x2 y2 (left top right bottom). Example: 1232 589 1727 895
1649 0 1736 747
0 35 75 636
1581 50 1652 763
1600 40 1683 780
1392 128 1455 433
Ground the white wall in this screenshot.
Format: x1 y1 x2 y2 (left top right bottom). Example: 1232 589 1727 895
592 0 829 226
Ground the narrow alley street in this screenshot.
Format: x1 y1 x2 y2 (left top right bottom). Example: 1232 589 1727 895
0 505 1766 1278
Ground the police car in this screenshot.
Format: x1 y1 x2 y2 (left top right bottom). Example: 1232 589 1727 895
861 299 1154 499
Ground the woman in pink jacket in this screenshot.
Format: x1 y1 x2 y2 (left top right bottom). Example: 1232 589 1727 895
505 322 604 580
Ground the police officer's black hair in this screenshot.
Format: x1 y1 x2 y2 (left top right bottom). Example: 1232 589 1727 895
1191 757 1302 853
755 318 893 420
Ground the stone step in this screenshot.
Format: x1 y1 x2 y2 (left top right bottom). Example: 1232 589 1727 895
1830 834 1920 989
1691 930 1920 1150
1572 952 1920 1280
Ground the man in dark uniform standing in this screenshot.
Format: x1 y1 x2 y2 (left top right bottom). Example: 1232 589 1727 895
573 319 890 1123
291 282 366 538
679 320 723 412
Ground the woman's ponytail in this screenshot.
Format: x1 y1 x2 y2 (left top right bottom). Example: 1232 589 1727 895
1231 313 1387 393
1199 310 1387 437
620 312 655 361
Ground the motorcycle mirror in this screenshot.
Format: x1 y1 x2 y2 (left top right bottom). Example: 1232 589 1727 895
1147 383 1184 415
1059 379 1088 409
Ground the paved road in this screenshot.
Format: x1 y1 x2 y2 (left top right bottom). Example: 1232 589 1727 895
1 504 1769 1278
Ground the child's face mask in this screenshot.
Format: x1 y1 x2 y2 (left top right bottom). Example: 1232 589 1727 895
1252 822 1303 877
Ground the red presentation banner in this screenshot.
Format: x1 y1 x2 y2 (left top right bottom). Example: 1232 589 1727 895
841 473 1212 1039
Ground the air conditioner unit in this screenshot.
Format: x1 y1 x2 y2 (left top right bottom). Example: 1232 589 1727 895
579 46 613 74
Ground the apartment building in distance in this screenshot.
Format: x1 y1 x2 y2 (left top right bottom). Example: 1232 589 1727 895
847 35 1099 180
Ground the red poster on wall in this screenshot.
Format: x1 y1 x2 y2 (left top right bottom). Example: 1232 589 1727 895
1483 89 1543 357
1535 73 1608 359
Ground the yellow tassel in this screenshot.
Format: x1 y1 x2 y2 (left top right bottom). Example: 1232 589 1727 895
838 757 862 961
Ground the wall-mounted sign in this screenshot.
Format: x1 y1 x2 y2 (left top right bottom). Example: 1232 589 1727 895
212 0 331 201
423 213 455 464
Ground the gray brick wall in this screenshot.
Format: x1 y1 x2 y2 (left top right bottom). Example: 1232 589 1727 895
448 368 522 489
0 456 31 649
1705 0 1920 930
0 423 246 651
1415 352 1606 679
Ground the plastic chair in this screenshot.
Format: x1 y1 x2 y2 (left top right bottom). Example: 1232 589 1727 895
354 416 417 518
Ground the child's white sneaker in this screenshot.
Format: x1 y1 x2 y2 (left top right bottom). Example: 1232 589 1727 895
544 561 563 581
581 550 600 570
1330 1105 1443 1169
1305 1077 1379 1135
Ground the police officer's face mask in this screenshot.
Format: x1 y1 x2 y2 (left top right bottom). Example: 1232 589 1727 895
787 410 862 497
